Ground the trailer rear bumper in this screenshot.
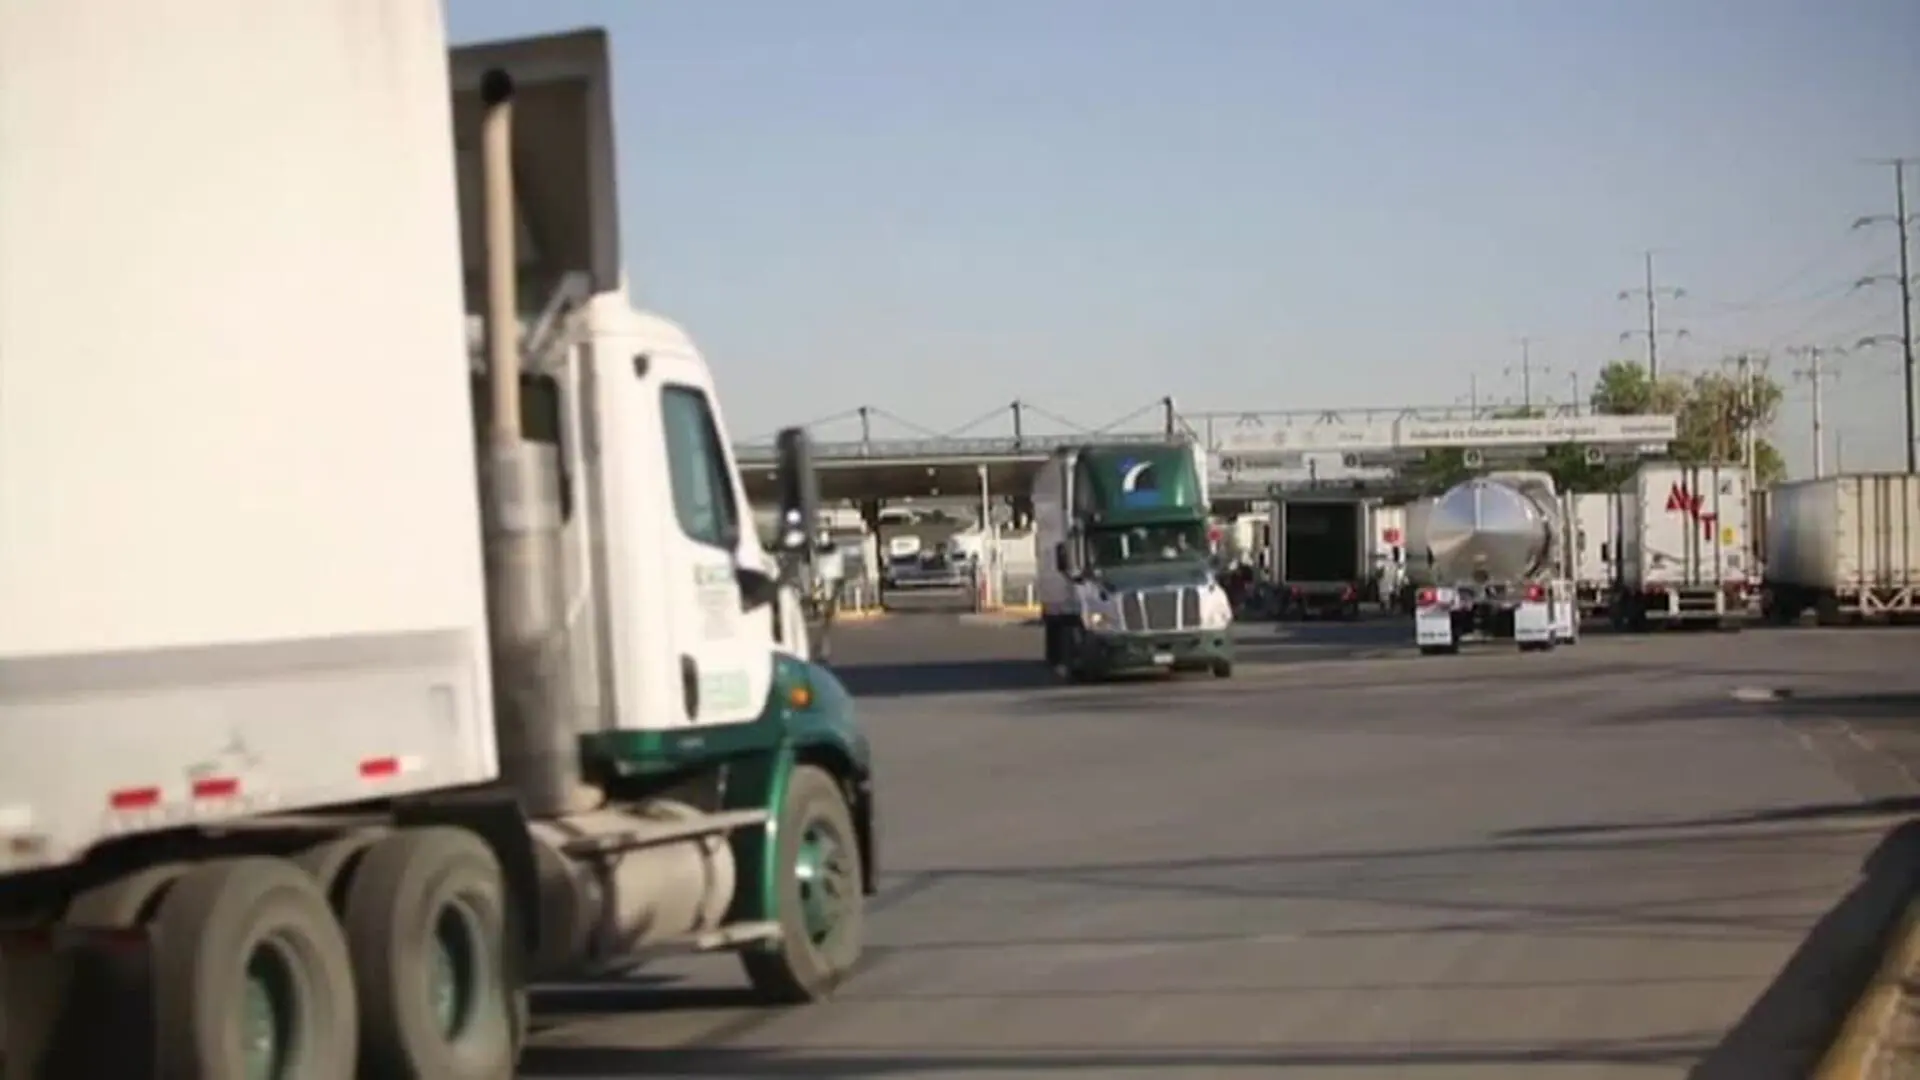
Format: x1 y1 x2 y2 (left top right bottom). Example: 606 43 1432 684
1637 584 1749 621
1280 582 1362 619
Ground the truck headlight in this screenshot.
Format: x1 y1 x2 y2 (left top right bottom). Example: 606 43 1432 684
1200 584 1233 628
1085 610 1107 628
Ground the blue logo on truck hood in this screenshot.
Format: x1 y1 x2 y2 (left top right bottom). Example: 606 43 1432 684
1117 459 1162 506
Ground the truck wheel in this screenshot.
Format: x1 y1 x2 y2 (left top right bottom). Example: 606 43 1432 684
1210 660 1233 679
150 858 358 1080
340 828 516 1080
294 828 387 905
64 862 189 927
742 765 865 1004
1057 625 1092 683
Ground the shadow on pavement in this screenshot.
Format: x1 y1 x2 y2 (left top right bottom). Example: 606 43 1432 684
1688 817 1920 1078
833 659 1060 698
1764 691 1920 720
523 1036 1711 1076
523 821 1886 1077
1498 795 1920 840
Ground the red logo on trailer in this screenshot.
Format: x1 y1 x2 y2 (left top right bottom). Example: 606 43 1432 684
1666 483 1717 541
1382 527 1403 546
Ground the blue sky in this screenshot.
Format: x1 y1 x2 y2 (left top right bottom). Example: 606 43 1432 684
449 0 1919 476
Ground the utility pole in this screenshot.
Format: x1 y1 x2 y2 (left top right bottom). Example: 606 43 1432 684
1854 157 1917 471
1505 337 1544 411
1619 250 1687 379
1725 353 1762 495
1788 345 1842 478
1568 369 1582 415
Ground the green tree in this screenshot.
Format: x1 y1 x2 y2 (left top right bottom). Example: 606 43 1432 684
1586 358 1787 486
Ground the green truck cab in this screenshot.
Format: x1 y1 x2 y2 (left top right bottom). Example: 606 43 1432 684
1030 442 1235 680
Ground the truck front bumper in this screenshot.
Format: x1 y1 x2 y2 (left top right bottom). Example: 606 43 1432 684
1080 630 1232 673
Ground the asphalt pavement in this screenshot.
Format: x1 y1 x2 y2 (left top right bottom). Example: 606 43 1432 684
522 615 1920 1080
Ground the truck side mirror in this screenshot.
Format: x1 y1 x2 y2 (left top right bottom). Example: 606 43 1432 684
1053 542 1070 574
1600 542 1610 561
773 426 820 554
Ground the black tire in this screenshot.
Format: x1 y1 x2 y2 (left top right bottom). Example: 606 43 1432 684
1059 625 1093 683
64 862 189 927
150 858 358 1080
1210 660 1233 679
742 765 865 1004
1419 644 1458 656
295 829 387 908
339 828 516 1080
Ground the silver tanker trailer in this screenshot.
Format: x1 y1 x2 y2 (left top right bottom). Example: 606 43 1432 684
1412 471 1579 654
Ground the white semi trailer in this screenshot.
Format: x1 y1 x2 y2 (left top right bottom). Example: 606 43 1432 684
1609 463 1753 629
1762 473 1920 624
0 7 876 1078
1563 492 1618 618
1412 472 1579 654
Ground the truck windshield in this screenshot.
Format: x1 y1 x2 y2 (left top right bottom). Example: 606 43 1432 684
1087 522 1207 567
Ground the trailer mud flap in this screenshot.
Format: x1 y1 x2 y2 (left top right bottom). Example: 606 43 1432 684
1 925 155 1079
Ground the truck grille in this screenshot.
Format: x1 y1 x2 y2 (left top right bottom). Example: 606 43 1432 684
1122 587 1199 632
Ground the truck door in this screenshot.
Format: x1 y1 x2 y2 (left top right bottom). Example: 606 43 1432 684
655 370 776 728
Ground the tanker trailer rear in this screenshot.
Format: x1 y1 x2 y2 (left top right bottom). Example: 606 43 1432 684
1412 472 1579 654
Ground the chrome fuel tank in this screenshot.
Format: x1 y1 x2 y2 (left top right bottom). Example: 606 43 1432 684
1428 475 1559 584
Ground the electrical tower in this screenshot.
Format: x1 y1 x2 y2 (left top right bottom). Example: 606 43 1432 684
1853 157 1917 472
1619 249 1687 379
1788 345 1842 478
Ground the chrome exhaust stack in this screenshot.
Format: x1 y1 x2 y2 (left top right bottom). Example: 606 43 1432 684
475 69 586 819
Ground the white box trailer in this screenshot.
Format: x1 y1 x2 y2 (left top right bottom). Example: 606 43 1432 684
1763 473 1920 622
1611 463 1753 628
1562 492 1617 615
1369 503 1409 606
0 6 874 1075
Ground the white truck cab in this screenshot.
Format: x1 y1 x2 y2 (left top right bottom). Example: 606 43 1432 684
0 10 874 1077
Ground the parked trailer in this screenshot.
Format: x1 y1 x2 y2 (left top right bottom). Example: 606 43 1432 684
1611 463 1754 630
1370 503 1409 606
1562 492 1617 617
1763 473 1920 623
1270 496 1369 619
0 10 874 1078
1394 496 1438 611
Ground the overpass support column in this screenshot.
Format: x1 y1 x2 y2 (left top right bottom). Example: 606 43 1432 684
859 498 883 531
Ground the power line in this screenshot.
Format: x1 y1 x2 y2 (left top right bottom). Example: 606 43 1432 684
1619 249 1688 379
1851 156 1918 471
1788 345 1843 478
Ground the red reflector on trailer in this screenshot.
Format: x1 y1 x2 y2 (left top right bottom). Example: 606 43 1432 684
191 777 239 800
109 787 161 810
360 757 401 779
